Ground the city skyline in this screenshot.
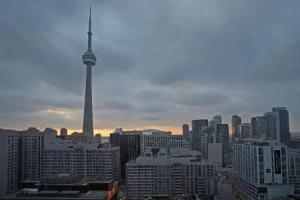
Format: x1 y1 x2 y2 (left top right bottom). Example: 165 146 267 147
1 1 300 136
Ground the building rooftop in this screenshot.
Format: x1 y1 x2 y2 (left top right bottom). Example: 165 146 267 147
128 148 209 166
234 139 286 146
43 141 118 151
6 174 117 200
4 189 107 200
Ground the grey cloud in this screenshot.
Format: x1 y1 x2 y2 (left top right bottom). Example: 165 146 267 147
179 92 230 107
0 0 300 132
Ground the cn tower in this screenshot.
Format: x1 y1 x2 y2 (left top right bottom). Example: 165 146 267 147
82 6 96 141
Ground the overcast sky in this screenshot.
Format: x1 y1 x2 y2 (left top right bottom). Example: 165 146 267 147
0 0 300 135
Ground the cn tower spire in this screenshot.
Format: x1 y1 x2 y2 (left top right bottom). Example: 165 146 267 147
82 5 96 142
88 5 92 50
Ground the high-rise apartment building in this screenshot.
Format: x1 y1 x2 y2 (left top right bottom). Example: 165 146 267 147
0 130 19 197
110 130 142 179
288 148 300 194
231 140 294 199
126 149 217 199
42 142 120 182
19 127 44 181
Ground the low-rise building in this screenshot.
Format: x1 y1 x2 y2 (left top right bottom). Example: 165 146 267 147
141 132 188 154
3 174 118 200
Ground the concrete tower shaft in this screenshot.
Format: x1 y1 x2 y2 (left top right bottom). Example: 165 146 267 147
82 6 96 140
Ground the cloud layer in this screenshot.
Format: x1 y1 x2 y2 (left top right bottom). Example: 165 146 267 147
0 0 300 134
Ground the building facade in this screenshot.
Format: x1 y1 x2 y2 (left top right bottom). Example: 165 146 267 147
231 140 294 199
237 123 251 139
0 130 19 197
42 142 120 182
231 115 242 141
182 124 190 141
141 133 187 154
272 107 290 144
288 148 300 194
19 128 44 181
216 124 229 166
126 149 217 199
110 130 142 180
191 119 208 151
251 116 267 139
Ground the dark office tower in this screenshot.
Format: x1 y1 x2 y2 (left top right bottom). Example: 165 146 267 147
110 130 142 179
60 128 68 137
110 131 121 147
191 119 208 150
216 124 229 166
182 124 190 141
272 107 290 144
251 116 267 139
264 112 280 141
231 115 241 140
192 119 208 135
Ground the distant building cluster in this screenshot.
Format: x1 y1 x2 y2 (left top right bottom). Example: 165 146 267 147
0 109 299 200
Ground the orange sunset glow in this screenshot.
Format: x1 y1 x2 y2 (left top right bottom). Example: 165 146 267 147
61 125 183 137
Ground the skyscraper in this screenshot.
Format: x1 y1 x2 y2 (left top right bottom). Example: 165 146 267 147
182 124 190 141
209 115 222 131
237 123 251 139
272 107 290 144
251 116 267 139
110 130 142 180
231 115 241 140
216 124 229 166
82 7 96 141
191 119 208 150
264 111 280 141
20 128 44 181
